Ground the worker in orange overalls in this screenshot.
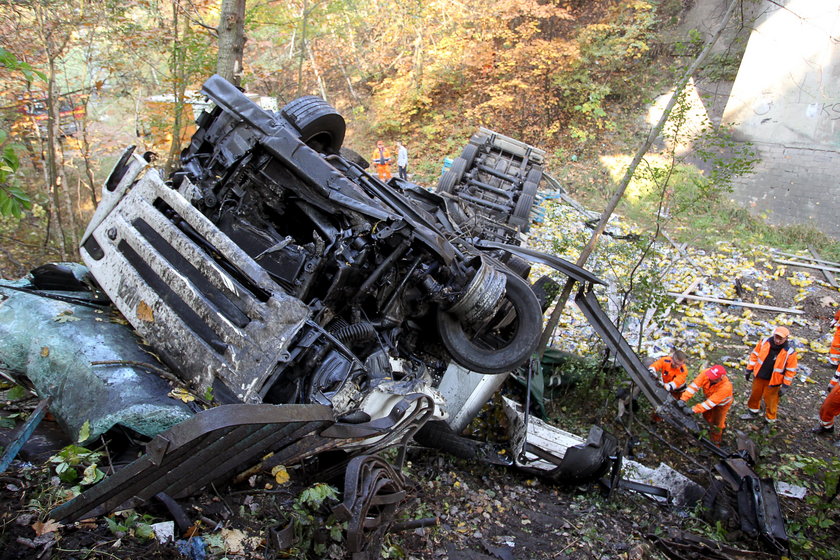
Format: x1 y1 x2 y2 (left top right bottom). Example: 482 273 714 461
829 308 840 365
811 383 840 447
821 362 840 395
740 326 798 424
371 140 392 181
679 364 733 445
648 349 689 399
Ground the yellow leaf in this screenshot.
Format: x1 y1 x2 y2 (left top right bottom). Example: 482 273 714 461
168 388 195 403
271 465 290 485
40 346 49 357
136 301 154 322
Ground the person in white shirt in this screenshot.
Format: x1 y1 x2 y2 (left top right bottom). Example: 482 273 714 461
396 141 408 180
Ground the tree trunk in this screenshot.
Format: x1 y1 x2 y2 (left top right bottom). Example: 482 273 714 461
307 43 327 101
45 58 68 259
216 0 246 86
56 136 79 251
165 0 185 175
78 101 99 209
296 0 308 97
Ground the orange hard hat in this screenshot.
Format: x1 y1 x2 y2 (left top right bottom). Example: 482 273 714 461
773 326 790 339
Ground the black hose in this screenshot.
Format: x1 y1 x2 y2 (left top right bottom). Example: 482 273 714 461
332 322 377 345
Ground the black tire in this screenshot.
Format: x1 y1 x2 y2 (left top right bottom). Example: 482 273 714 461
449 157 468 184
280 95 346 153
413 421 479 459
504 254 532 279
520 179 539 198
436 169 459 194
525 166 543 186
511 190 536 232
531 275 559 313
436 157 467 193
460 143 480 169
437 270 541 374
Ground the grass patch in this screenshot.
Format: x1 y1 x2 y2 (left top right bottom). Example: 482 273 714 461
560 153 840 264
668 200 840 262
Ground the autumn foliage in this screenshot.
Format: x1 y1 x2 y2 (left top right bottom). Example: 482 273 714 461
0 0 665 271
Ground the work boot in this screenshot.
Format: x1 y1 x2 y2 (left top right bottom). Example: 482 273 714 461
739 411 759 421
811 425 835 435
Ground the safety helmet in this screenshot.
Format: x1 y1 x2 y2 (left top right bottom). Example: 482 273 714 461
705 364 726 381
773 326 790 339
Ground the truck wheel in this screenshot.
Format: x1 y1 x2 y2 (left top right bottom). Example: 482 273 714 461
460 143 480 169
510 189 536 232
437 270 541 374
281 96 346 153
436 157 467 193
448 157 467 184
437 169 458 194
525 166 543 185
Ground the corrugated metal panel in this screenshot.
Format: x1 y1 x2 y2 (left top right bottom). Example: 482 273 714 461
51 403 334 522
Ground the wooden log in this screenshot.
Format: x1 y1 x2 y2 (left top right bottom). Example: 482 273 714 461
808 246 838 288
665 292 804 314
660 230 704 272
674 277 704 304
771 258 840 274
771 249 840 268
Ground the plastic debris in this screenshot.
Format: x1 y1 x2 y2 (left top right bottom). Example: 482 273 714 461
528 194 839 371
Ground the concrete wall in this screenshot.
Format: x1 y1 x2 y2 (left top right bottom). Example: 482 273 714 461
722 0 840 238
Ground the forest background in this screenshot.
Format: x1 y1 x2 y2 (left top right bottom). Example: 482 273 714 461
2 1 840 558
6 0 816 273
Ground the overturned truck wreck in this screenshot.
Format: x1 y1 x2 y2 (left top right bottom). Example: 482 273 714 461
0 75 788 555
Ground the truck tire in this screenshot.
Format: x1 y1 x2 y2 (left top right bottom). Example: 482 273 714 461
525 166 542 185
449 157 468 184
281 96 346 153
511 190 536 232
437 169 458 194
460 143 480 169
437 270 541 374
436 157 467 193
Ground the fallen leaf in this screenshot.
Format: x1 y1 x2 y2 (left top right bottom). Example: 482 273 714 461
168 388 195 403
32 519 61 536
221 528 247 554
136 301 154 322
271 465 290 485
77 420 91 443
40 346 49 357
183 522 201 538
820 296 837 308
54 310 80 323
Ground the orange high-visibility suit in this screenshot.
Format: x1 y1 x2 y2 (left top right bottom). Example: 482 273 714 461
826 362 840 393
746 336 798 422
681 368 733 444
649 356 688 398
372 145 392 181
818 383 840 430
830 309 840 365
